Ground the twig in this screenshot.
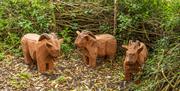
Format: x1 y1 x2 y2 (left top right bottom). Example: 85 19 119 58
142 23 150 41
113 0 117 35
161 68 175 88
127 29 162 36
51 1 57 32
4 42 20 54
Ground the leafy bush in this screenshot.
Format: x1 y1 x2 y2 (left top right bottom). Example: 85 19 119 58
0 52 5 61
117 14 132 33
0 0 55 55
117 0 180 42
129 36 180 90
1 0 54 33
58 28 74 55
116 0 180 90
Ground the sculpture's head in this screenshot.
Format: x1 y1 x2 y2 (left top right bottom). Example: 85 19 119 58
39 33 64 58
74 30 96 48
122 40 143 64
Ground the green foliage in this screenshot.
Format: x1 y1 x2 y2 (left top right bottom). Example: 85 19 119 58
5 32 20 46
161 0 180 31
55 76 66 83
117 14 132 32
10 79 27 89
0 0 54 33
18 19 36 33
0 52 5 61
0 0 55 55
59 28 74 54
17 72 32 80
99 23 111 33
128 36 180 90
117 0 180 90
117 0 180 41
3 32 22 56
10 72 32 89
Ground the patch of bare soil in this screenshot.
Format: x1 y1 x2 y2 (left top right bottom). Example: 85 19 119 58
0 53 124 91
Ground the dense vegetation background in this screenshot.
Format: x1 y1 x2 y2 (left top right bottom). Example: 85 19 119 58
0 0 179 90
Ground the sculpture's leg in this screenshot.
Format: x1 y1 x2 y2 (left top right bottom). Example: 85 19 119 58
124 62 132 81
125 70 132 81
91 57 96 68
22 44 33 65
89 55 96 68
88 48 97 68
48 61 54 73
37 61 46 73
83 55 89 65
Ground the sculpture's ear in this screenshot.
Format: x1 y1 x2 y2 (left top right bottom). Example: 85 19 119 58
50 32 58 39
129 40 133 45
87 32 96 39
39 33 50 41
136 40 140 45
122 45 128 50
84 35 89 41
135 40 141 48
59 38 64 44
76 31 81 35
46 42 53 48
137 44 143 53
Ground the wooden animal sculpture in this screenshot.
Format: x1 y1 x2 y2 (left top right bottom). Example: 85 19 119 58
122 40 148 82
21 33 63 73
74 30 117 68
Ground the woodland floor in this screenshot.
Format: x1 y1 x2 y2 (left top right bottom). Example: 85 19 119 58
0 53 125 91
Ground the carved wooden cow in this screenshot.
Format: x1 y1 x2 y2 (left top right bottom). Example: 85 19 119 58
21 33 63 73
75 30 117 67
122 40 148 82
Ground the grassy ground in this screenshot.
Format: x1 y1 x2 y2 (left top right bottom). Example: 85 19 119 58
0 53 124 91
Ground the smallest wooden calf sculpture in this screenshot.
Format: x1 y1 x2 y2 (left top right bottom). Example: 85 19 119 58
21 33 63 73
122 40 148 83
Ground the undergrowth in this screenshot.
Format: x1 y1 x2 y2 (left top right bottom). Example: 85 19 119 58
130 36 180 90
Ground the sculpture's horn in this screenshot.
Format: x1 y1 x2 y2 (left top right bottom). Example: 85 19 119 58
38 33 50 41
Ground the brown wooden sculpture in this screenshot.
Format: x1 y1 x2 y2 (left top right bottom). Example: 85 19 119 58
21 33 63 73
122 40 148 82
75 30 117 67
